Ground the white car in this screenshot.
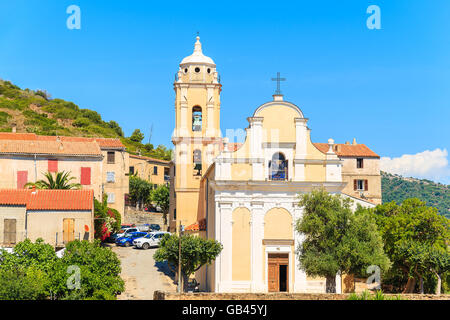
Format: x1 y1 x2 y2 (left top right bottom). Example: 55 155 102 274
133 231 170 249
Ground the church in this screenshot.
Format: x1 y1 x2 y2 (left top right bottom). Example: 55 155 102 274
168 36 381 293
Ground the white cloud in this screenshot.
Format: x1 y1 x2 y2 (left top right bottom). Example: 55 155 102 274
380 148 449 184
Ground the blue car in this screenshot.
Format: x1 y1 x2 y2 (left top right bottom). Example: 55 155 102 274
116 232 147 247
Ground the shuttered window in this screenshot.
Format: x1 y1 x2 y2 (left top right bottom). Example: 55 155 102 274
107 151 115 164
354 179 368 191
80 167 91 185
48 159 58 172
107 172 115 183
17 171 28 189
107 193 115 204
357 158 364 169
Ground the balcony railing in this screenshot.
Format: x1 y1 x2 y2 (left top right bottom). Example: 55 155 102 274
55 232 82 247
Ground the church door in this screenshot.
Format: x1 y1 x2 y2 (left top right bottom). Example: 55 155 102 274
268 254 289 292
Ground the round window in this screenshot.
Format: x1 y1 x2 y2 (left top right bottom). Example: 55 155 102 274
195 67 201 73
207 68 211 74
184 68 188 73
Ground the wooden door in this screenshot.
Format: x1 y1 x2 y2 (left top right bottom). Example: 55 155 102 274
268 253 289 292
63 219 75 244
268 263 279 292
4 219 16 245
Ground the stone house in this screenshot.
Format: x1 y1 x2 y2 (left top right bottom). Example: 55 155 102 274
0 188 94 247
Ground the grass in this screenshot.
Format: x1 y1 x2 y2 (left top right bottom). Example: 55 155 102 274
348 290 405 300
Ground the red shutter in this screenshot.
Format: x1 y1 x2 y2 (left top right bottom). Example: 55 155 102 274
353 180 357 191
17 171 28 189
48 159 58 172
81 167 91 185
364 180 369 191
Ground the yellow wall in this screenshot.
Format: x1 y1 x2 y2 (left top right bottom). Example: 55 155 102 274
129 156 169 186
232 207 251 281
231 163 252 180
264 208 293 240
27 210 94 246
257 105 298 143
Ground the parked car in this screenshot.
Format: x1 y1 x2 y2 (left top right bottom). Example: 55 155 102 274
116 232 148 247
150 224 161 231
107 227 141 243
135 224 151 232
133 231 170 249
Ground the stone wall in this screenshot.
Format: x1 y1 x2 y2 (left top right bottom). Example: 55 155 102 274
123 207 165 228
153 291 450 300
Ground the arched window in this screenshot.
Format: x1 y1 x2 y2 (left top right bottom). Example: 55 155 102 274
192 106 202 132
193 149 202 176
269 152 288 181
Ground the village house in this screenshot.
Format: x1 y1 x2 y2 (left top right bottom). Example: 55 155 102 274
169 37 382 293
0 188 94 247
129 154 170 187
0 132 129 215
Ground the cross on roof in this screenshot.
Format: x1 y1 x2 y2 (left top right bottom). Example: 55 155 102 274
271 72 286 95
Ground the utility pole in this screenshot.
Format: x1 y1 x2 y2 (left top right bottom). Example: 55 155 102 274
177 220 182 293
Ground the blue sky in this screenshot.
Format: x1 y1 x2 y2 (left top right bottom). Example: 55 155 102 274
0 0 449 183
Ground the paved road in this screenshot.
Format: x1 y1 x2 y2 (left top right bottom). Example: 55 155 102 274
112 245 177 300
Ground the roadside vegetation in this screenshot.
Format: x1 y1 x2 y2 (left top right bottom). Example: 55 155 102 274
0 239 124 300
347 290 404 300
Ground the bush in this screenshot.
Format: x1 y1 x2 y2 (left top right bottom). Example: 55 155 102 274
0 238 124 300
73 117 91 127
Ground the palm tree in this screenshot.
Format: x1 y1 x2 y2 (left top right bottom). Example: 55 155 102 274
25 171 82 190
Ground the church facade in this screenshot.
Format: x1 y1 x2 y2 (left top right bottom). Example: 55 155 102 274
169 37 380 293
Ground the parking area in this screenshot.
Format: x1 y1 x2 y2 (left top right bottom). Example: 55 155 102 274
112 245 177 300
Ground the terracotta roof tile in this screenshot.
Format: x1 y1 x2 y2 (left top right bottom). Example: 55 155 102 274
0 189 93 210
185 219 206 232
313 143 380 158
129 154 170 164
0 133 125 149
0 139 102 156
220 142 242 152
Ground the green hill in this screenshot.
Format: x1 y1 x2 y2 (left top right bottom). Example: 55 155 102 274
382 171 450 218
0 79 171 160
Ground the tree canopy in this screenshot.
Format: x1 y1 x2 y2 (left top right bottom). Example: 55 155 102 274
371 198 450 293
296 189 390 293
151 184 170 224
153 234 222 292
25 171 81 190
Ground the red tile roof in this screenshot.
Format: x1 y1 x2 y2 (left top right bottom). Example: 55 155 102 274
220 142 243 152
0 189 93 211
314 143 380 158
185 219 206 232
0 139 102 156
0 133 125 149
129 154 170 164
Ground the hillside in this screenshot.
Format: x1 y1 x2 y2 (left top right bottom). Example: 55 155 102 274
382 171 450 218
0 79 171 160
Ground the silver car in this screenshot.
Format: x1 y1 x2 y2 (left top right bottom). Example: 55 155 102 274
133 231 170 249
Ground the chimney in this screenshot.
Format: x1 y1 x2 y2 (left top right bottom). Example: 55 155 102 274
31 185 37 194
352 138 357 145
345 141 350 145
11 124 17 133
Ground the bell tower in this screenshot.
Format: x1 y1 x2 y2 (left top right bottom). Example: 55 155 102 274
169 36 222 231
